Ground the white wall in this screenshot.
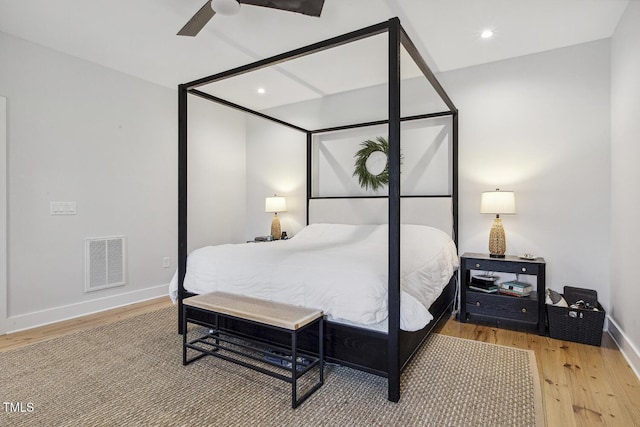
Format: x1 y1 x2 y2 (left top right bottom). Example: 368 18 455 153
312 118 451 197
245 116 306 241
187 96 246 250
0 31 249 333
0 33 178 332
0 96 6 333
610 2 640 374
440 40 611 305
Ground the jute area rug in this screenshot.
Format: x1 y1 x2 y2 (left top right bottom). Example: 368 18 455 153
1 306 544 426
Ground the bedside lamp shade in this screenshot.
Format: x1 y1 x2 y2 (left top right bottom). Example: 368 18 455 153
481 189 516 258
265 196 287 240
265 196 287 213
480 190 516 215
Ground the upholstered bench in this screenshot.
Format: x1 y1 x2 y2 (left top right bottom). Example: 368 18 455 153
182 291 324 408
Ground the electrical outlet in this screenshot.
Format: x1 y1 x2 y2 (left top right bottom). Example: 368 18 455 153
162 257 171 268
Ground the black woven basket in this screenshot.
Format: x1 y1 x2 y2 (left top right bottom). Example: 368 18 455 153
547 286 605 346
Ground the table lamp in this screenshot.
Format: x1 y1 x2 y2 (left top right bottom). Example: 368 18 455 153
265 195 287 240
480 189 516 258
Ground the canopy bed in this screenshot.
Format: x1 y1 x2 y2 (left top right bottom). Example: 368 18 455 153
177 18 459 402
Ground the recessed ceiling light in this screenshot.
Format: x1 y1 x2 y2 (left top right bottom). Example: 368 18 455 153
211 0 241 15
257 88 266 95
481 29 494 39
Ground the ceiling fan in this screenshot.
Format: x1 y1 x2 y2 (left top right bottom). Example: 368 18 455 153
178 0 326 37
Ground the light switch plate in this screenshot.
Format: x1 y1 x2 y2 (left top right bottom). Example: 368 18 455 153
50 201 77 215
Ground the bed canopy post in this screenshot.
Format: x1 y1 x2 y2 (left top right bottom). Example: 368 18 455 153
306 132 312 225
452 112 459 247
387 16 402 403
178 84 188 334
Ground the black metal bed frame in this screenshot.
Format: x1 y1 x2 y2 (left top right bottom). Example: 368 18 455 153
177 17 458 402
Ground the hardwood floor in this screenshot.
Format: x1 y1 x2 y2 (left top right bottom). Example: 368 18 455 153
0 297 173 352
1 298 639 426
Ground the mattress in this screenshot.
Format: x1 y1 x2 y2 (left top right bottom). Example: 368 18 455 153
169 223 458 332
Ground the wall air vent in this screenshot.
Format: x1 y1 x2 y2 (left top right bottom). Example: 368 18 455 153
84 236 126 292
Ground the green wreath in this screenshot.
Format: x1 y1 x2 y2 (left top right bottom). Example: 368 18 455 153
353 136 390 192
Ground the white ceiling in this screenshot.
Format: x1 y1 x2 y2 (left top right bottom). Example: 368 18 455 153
0 0 629 110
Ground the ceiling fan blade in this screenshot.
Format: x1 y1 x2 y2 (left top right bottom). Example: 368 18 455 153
177 0 216 37
238 0 325 17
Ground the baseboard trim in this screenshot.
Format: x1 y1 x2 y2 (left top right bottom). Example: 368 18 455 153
4 283 169 334
607 314 640 380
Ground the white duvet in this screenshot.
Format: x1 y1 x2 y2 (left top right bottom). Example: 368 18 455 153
169 223 458 332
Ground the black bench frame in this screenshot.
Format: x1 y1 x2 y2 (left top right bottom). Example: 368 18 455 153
182 304 324 408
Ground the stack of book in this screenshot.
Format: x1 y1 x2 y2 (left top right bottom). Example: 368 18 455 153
499 281 532 297
469 275 498 293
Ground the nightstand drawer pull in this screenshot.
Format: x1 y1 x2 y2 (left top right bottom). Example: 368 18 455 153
522 267 527 272
521 308 527 313
475 263 481 268
476 301 481 307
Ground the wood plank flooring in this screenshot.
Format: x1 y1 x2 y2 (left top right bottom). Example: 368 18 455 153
0 297 173 352
1 298 639 426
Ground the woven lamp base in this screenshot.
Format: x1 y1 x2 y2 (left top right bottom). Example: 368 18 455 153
489 217 506 258
271 214 281 240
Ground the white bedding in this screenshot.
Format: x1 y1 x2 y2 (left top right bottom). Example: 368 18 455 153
169 223 458 332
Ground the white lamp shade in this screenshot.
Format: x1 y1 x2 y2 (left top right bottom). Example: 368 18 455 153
265 196 287 213
480 190 516 214
211 0 241 15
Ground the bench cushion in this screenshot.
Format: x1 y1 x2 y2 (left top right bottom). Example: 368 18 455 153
183 292 323 330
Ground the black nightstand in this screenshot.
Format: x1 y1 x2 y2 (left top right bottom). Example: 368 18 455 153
459 252 546 335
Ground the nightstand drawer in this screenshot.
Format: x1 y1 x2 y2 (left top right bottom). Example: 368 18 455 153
463 258 540 275
466 292 538 323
